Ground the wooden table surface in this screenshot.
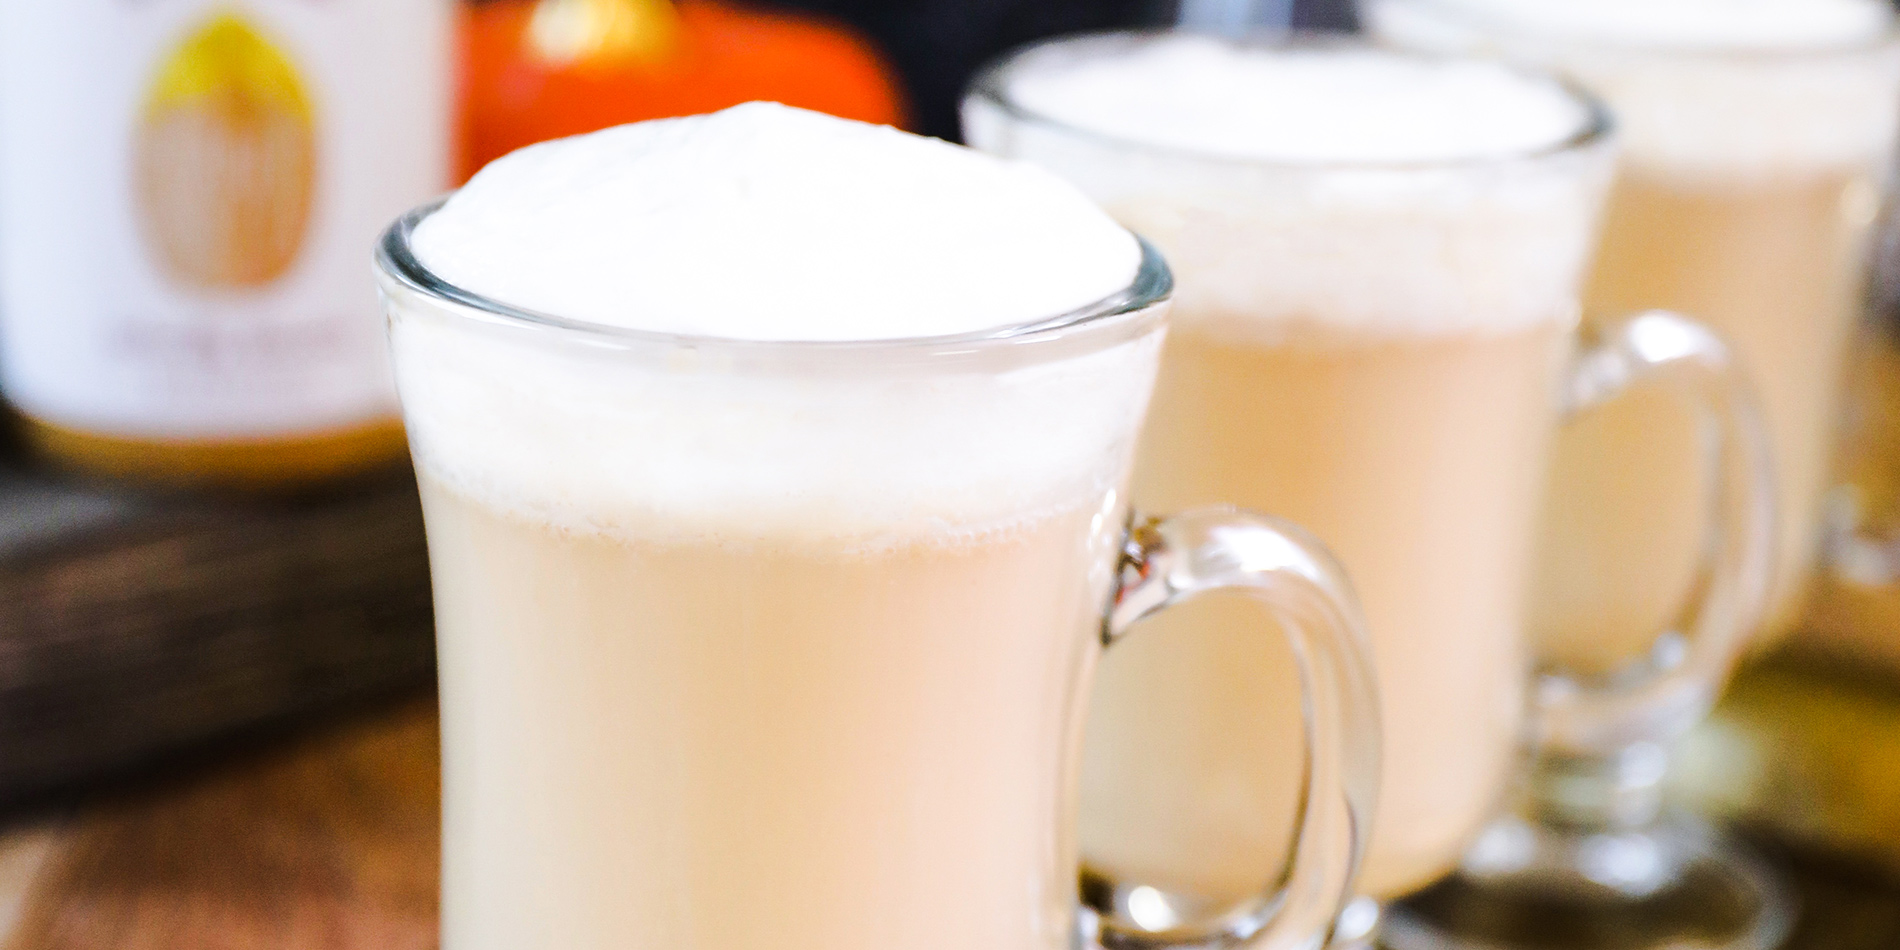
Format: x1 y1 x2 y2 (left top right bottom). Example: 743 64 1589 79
0 700 440 950
0 691 1896 950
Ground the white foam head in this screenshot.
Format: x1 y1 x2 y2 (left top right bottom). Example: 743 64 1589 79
388 103 1163 544
1369 0 1891 51
964 36 1611 341
1365 0 1900 181
1000 38 1590 164
412 102 1140 341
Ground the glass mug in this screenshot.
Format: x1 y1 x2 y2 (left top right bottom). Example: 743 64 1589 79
375 203 1381 950
1364 0 1900 656
965 33 1773 948
1807 184 1900 674
1363 5 1900 947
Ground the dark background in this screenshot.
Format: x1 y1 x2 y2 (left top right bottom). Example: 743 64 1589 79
767 0 1359 137
461 0 1363 140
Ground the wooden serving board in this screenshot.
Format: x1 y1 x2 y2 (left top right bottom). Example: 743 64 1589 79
0 460 435 807
0 679 1897 950
0 700 440 950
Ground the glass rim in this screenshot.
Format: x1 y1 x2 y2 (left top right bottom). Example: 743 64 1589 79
1368 0 1900 61
965 29 1617 175
375 199 1174 356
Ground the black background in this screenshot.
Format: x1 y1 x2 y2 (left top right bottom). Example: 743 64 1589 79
767 0 1360 138
468 0 1362 141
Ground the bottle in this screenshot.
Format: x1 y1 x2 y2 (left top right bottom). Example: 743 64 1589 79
0 1 452 486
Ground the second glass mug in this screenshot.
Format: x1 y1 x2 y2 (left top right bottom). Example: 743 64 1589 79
964 33 1775 947
375 204 1381 950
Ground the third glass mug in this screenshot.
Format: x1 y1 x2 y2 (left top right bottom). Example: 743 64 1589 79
1365 0 1900 659
965 33 1774 946
1363 4 1900 945
377 202 1380 950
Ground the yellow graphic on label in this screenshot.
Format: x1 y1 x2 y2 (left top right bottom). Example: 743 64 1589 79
135 12 317 290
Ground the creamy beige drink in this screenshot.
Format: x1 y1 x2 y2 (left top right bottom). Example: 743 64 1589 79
385 102 1166 950
1365 0 1900 667
425 493 1108 950
966 38 1611 901
1107 323 1570 900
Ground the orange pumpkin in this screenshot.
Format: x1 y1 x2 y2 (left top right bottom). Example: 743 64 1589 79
459 0 907 181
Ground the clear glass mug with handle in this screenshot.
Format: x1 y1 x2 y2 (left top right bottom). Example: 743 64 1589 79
376 203 1381 950
1361 2 1900 945
964 32 1775 950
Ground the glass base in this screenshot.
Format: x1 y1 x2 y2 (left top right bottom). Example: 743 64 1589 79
1380 812 1794 950
1081 867 1384 948
1334 896 1384 948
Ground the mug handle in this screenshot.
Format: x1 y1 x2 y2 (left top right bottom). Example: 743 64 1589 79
1092 507 1382 950
1535 311 1777 754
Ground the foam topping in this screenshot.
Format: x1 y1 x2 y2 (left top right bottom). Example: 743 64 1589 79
1365 0 1900 179
999 38 1590 164
969 37 1610 339
411 103 1140 341
1380 0 1892 50
393 103 1162 541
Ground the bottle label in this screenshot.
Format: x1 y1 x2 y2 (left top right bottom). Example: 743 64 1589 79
0 0 451 438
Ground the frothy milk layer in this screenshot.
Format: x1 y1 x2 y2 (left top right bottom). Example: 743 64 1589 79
1371 0 1890 49
1365 0 1900 181
966 38 1610 340
413 102 1141 341
392 104 1162 542
1001 38 1590 163
391 301 1161 545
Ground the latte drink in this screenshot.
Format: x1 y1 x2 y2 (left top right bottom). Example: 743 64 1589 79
1366 0 1900 666
383 103 1171 950
966 38 1611 900
424 495 1113 950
